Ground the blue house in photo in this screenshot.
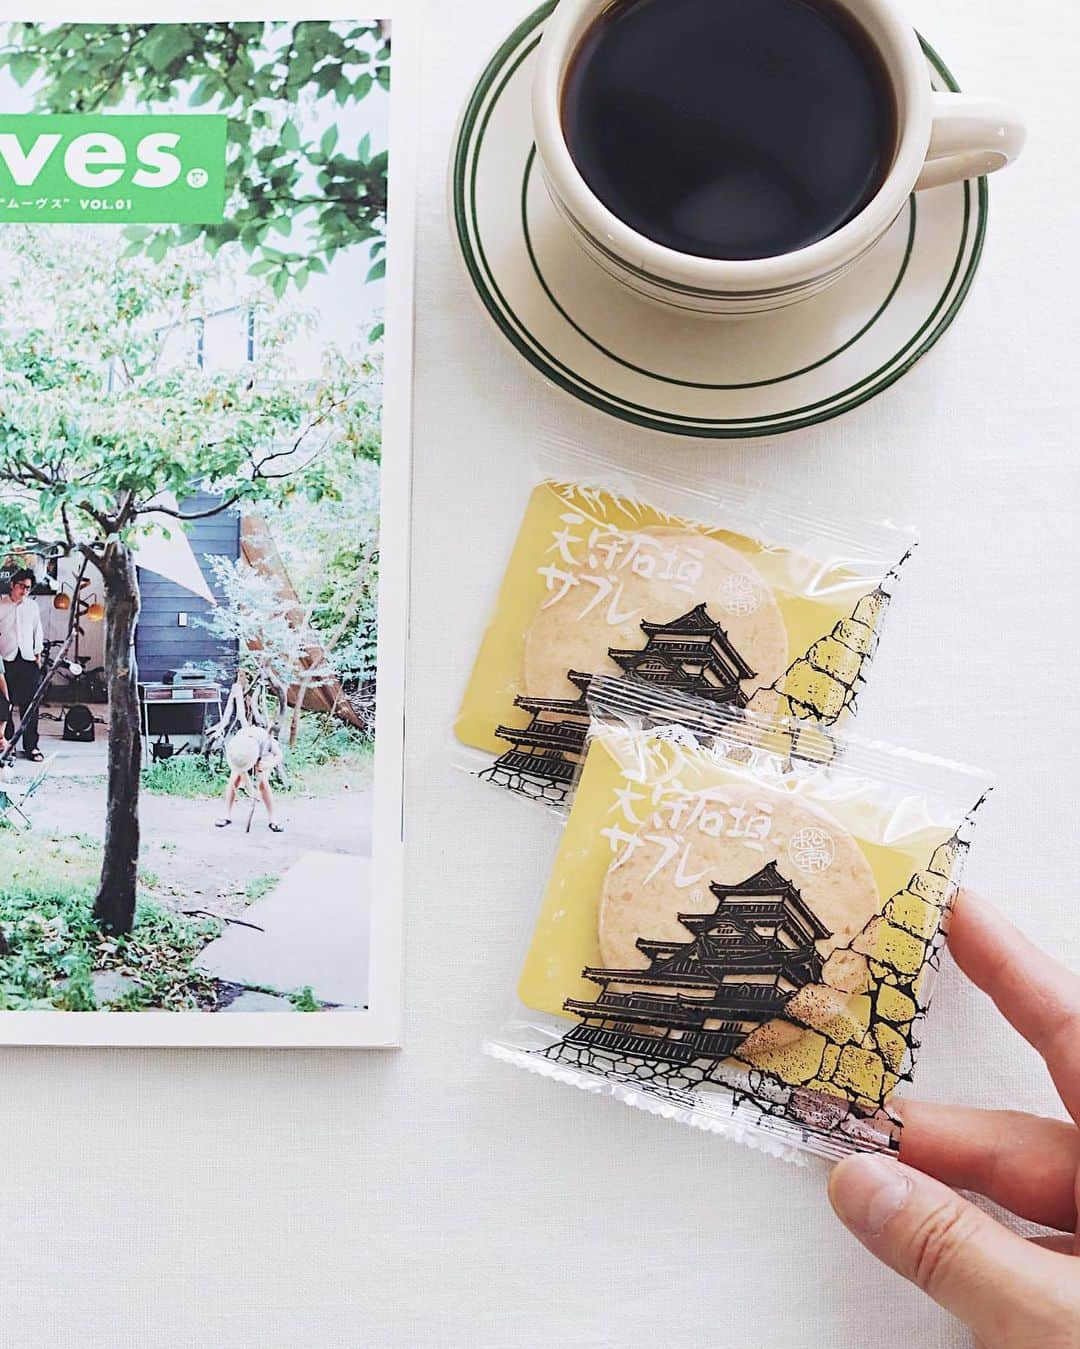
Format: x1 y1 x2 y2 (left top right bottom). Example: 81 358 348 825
134 491 240 735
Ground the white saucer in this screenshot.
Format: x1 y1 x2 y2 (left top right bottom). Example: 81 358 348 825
451 2 989 439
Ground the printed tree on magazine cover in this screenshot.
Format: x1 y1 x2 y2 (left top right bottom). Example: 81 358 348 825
0 20 390 318
0 226 373 934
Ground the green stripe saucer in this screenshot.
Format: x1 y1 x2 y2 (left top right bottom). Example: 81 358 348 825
450 1 988 439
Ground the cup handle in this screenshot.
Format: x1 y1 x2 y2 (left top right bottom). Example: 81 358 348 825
914 92 1025 191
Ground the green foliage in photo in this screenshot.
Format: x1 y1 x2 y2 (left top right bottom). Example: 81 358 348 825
0 226 377 555
270 448 382 713
244 874 279 903
141 754 229 800
0 831 221 1011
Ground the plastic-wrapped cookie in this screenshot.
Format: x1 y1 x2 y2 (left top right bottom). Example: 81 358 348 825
492 704 990 1165
455 467 915 810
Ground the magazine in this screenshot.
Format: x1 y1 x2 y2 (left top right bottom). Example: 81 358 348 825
0 6 415 1045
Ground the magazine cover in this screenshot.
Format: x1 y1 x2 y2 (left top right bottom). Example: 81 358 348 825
0 5 415 1045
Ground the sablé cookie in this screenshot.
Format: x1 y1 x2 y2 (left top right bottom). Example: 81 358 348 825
523 526 789 703
598 782 879 970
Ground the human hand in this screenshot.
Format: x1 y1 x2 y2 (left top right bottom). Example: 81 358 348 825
828 891 1080 1347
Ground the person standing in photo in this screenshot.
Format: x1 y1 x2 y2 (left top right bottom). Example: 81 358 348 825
215 723 286 833
0 569 45 761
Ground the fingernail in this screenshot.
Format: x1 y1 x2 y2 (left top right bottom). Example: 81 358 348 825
829 1155 912 1240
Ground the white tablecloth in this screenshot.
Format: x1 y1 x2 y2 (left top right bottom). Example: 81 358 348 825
2 1 1076 1345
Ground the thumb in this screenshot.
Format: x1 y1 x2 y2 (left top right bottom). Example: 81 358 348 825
828 1154 1079 1346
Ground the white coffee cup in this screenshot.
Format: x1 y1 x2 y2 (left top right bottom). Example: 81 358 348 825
532 0 1025 315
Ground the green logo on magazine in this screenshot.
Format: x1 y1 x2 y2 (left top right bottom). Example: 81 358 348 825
0 114 227 223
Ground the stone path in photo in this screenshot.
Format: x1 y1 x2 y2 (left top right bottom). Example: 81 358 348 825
17 773 373 918
194 852 370 1009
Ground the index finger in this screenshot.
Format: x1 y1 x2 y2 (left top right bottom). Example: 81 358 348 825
895 1099 1080 1233
948 890 1080 1123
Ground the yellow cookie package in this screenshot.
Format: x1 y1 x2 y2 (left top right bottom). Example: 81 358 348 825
455 441 916 809
484 679 990 1164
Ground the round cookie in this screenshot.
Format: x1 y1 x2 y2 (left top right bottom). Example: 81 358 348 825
524 526 788 702
598 782 878 968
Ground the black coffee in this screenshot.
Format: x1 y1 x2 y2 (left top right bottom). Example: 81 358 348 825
561 0 897 260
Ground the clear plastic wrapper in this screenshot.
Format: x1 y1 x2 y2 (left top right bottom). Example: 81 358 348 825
455 436 916 810
484 679 990 1165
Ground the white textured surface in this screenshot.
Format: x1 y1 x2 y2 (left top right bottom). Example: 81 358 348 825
2 1 1077 1345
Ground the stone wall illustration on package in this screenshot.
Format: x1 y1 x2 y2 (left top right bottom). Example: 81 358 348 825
539 831 966 1156
749 586 888 728
747 542 915 736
